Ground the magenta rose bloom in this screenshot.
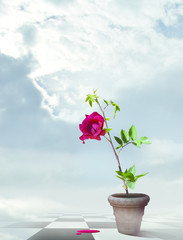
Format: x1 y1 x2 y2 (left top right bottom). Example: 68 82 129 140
79 112 106 144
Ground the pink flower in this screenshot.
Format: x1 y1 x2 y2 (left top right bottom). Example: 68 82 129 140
79 112 106 144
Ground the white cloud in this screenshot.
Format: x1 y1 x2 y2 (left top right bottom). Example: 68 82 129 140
1 0 183 124
0 147 84 185
1 177 183 218
134 175 183 216
142 138 183 165
32 78 59 116
0 197 67 218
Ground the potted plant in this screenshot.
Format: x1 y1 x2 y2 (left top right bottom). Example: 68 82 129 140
79 90 151 235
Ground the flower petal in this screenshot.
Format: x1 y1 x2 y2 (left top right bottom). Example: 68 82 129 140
79 112 105 143
100 129 106 136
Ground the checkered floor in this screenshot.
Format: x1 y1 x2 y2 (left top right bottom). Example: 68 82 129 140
0 213 183 240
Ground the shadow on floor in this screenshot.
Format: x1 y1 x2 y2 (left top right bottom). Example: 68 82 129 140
134 228 183 240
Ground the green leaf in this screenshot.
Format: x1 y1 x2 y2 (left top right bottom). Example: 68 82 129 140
105 117 110 121
85 96 90 102
128 165 136 175
132 140 141 148
129 125 137 141
114 136 122 145
116 175 123 180
93 89 97 94
89 100 93 107
116 171 124 177
114 105 120 118
103 128 112 133
103 99 109 105
135 172 149 181
85 93 99 107
93 95 99 99
117 171 135 181
116 144 122 150
127 181 135 189
124 172 135 181
139 136 151 144
110 100 120 118
86 94 95 107
110 100 115 106
121 130 130 143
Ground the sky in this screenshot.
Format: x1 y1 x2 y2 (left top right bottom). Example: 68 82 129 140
0 0 183 218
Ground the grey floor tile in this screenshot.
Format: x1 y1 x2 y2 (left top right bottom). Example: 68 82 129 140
27 228 95 240
55 218 85 222
87 222 117 229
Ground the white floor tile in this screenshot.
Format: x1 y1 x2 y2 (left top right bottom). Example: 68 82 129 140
93 229 161 240
58 216 84 219
141 221 179 230
45 221 89 229
144 216 183 223
84 217 115 222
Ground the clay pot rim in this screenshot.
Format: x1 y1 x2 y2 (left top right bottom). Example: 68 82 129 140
111 193 149 199
108 193 150 207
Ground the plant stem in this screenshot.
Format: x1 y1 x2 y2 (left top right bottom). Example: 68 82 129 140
118 142 132 155
95 99 128 194
104 136 110 142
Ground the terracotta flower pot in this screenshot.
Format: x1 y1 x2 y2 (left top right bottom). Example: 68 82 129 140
108 193 150 235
